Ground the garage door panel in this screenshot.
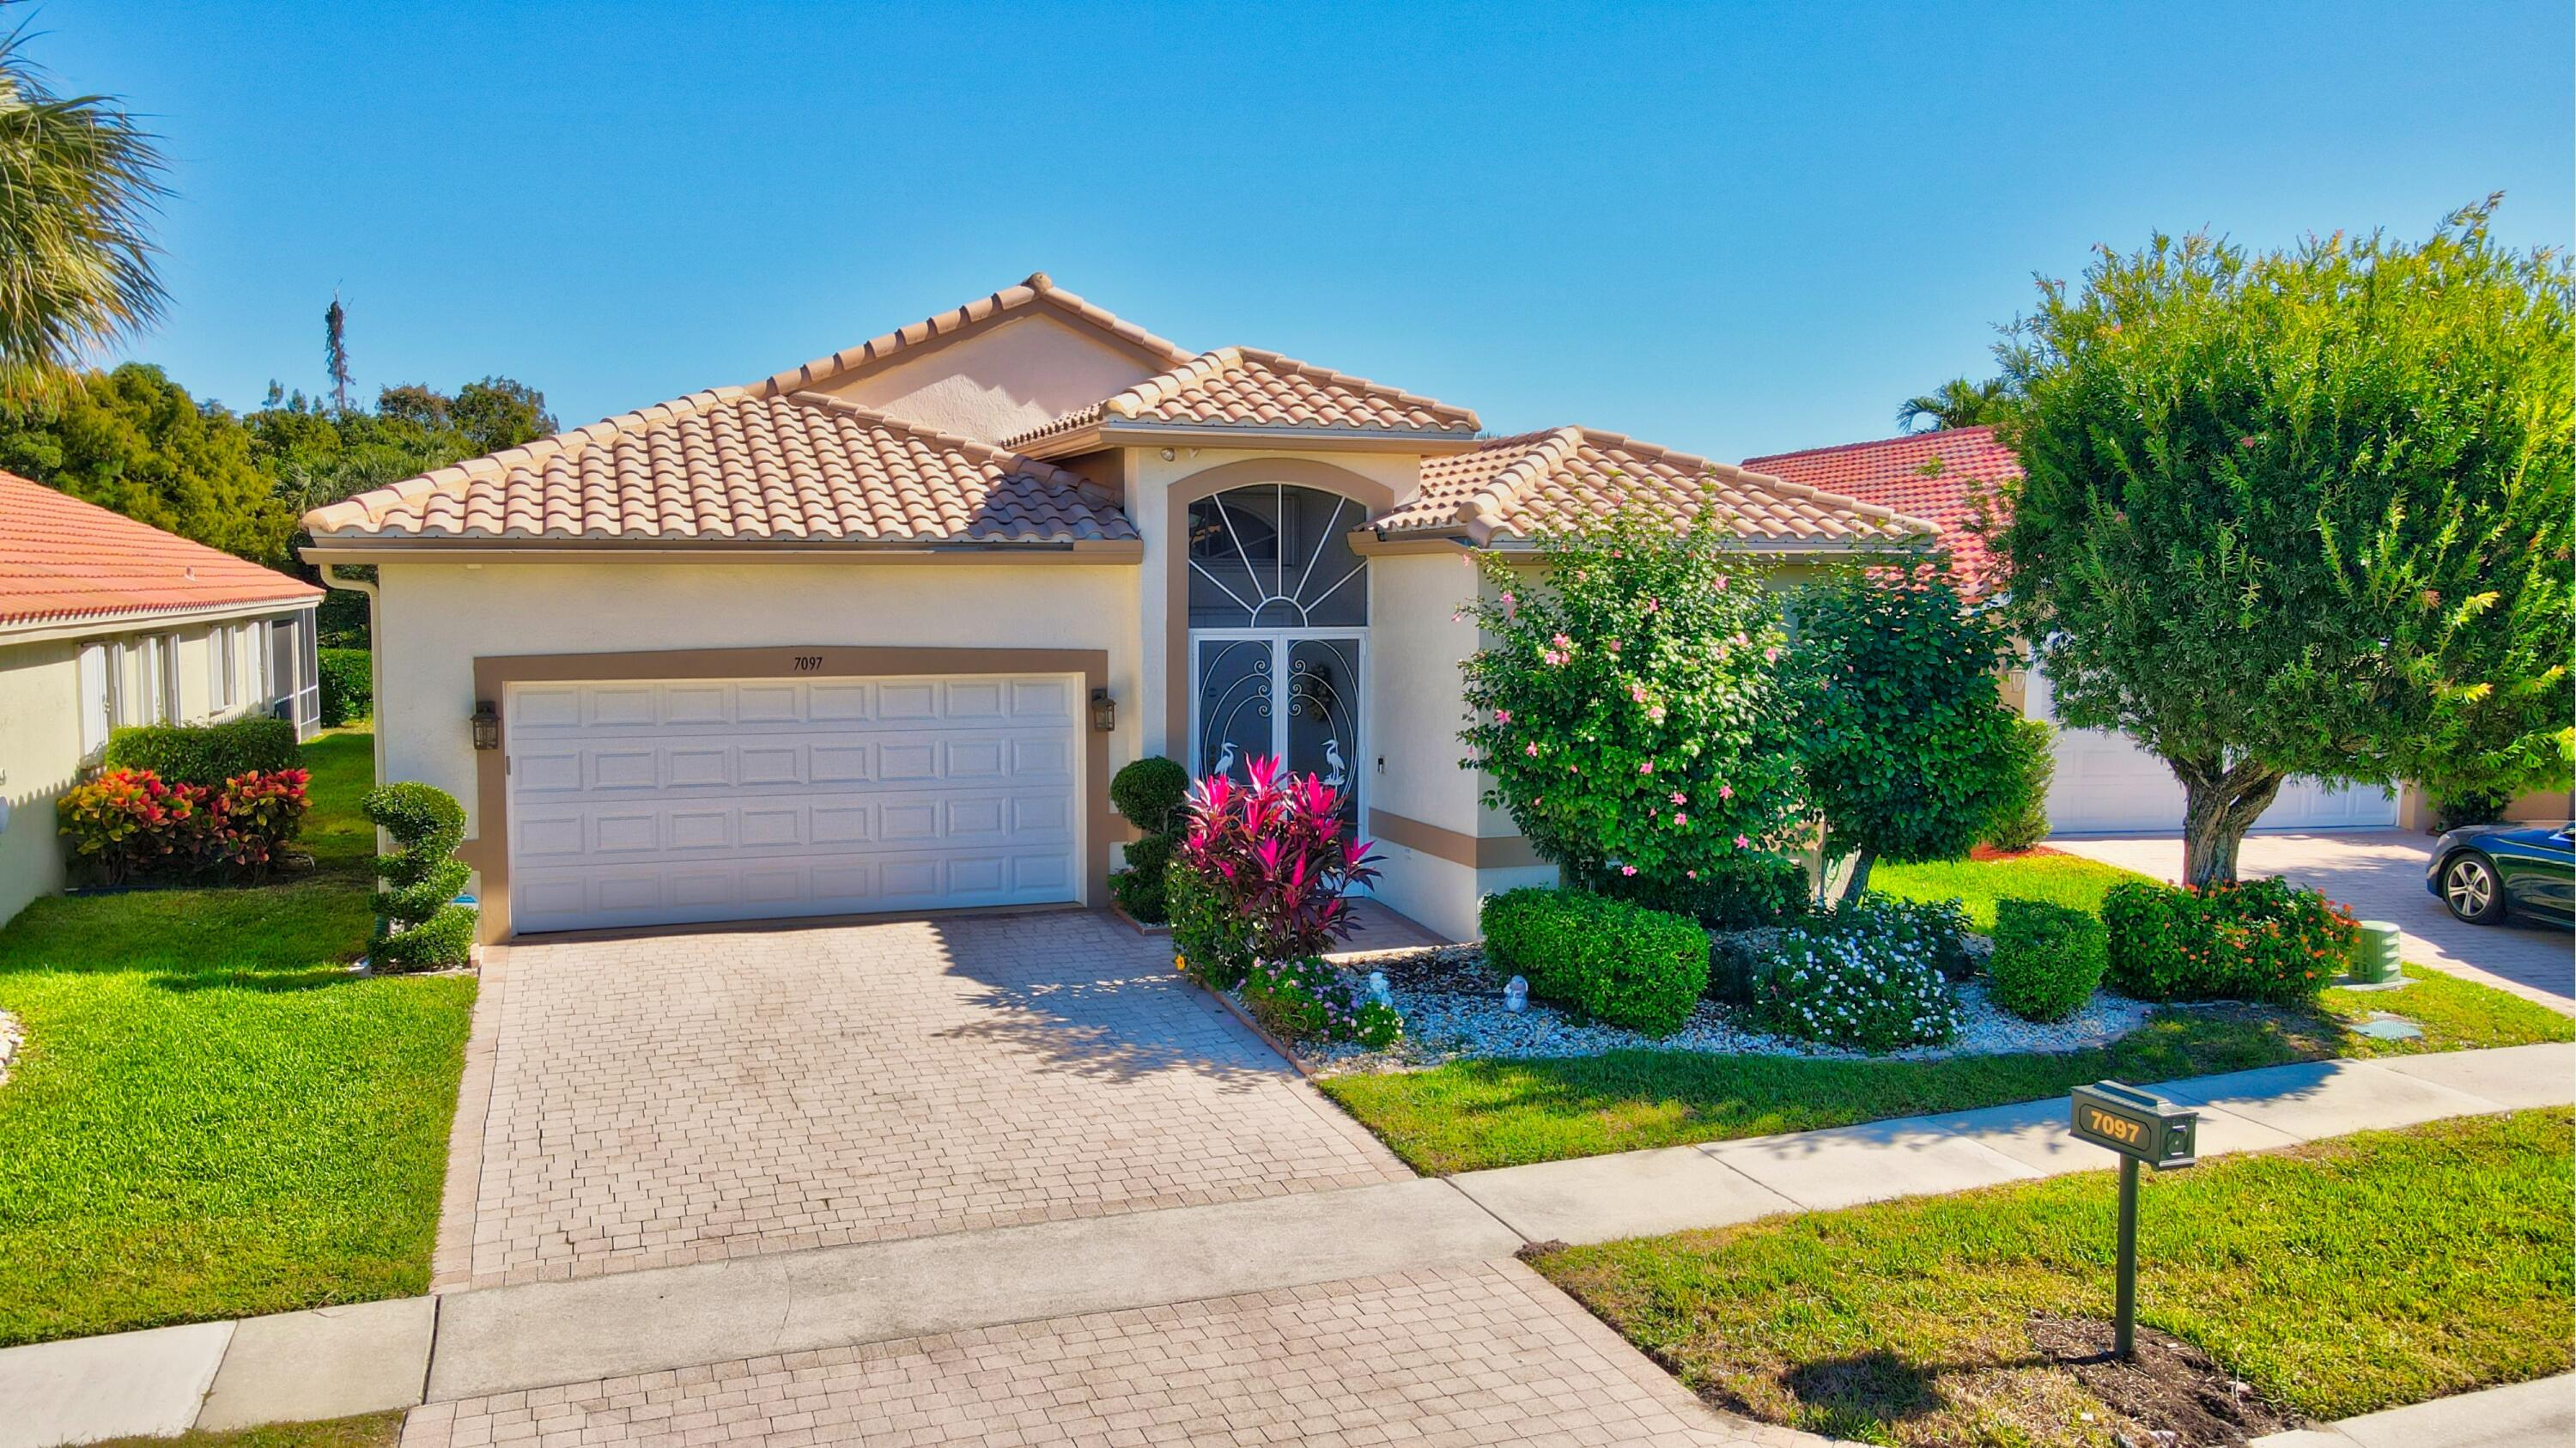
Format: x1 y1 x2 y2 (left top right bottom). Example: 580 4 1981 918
591 749 659 790
593 812 660 854
945 679 1007 717
879 683 939 719
811 802 872 843
1011 678 1071 718
811 743 871 782
665 746 732 788
736 745 804 787
588 688 657 727
809 683 872 721
663 685 732 726
667 809 733 850
740 806 804 848
878 743 939 781
946 738 1006 779
516 687 585 729
516 748 585 794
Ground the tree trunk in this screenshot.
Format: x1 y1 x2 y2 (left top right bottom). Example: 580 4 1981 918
1837 846 1881 906
2168 755 2287 889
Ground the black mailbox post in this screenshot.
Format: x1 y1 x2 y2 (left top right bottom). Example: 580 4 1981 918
2070 1081 2200 1360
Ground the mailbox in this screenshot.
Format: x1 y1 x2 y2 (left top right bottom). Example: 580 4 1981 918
2070 1081 2197 1170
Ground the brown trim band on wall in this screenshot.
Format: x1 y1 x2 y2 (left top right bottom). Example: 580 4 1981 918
1161 458 1400 764
1367 808 1546 871
464 644 1113 943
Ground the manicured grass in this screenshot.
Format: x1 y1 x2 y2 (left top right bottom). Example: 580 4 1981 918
0 729 475 1348
1321 968 2570 1174
1534 1109 2574 1444
297 727 379 874
86 1415 402 1448
1873 851 2150 930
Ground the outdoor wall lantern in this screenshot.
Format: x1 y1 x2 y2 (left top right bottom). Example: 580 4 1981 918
1089 687 1116 733
470 700 501 751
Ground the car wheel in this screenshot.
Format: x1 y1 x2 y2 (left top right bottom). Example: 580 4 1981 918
2439 852 2506 925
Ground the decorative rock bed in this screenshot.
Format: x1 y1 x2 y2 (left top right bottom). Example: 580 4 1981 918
0 1008 20 1088
1297 945 2156 1074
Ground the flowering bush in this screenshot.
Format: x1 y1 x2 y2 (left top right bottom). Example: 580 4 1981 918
2102 876 2354 1003
1170 757 1379 988
56 766 308 885
1458 507 1803 916
1240 955 1403 1049
1747 921 1962 1052
1832 895 1976 978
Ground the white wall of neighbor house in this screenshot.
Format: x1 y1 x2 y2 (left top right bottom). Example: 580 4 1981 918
368 558 1145 855
805 314 1163 445
0 640 82 923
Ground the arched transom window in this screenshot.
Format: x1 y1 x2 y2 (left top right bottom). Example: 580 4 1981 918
1186 484 1367 815
1186 484 1368 628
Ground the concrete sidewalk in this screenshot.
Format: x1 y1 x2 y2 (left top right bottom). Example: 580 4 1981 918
3 1041 2566 1448
2257 1373 2574 1448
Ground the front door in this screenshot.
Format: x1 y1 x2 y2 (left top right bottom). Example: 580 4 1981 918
1191 632 1364 817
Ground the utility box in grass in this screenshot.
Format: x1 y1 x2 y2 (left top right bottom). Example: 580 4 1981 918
2348 920 2403 984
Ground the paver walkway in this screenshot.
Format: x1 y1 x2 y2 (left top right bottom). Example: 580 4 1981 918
9 1041 2563 1448
2052 830 2573 1011
447 911 1405 1288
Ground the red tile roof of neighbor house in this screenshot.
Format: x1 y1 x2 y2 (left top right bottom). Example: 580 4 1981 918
307 274 1936 553
1741 425 2020 588
0 472 319 628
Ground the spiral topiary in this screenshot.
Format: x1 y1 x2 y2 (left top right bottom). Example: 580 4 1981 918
1108 756 1190 923
365 782 477 970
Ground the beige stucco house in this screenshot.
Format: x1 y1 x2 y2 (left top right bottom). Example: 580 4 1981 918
304 275 1930 943
0 473 322 925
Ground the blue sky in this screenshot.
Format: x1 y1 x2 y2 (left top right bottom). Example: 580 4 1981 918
45 0 2574 459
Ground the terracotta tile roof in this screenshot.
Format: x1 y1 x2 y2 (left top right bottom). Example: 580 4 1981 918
1375 427 1940 548
1003 347 1481 449
1742 426 2019 589
301 390 1137 545
0 472 319 629
750 272 1193 399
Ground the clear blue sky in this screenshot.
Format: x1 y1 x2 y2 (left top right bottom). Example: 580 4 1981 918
46 0 2576 459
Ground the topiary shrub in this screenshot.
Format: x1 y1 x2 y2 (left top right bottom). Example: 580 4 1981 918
1983 717 2056 852
1240 955 1402 1049
104 716 298 787
2103 876 2354 1004
1109 756 1189 923
318 648 373 727
1987 898 2108 1021
1480 887 1709 1036
364 782 476 971
1747 922 1961 1052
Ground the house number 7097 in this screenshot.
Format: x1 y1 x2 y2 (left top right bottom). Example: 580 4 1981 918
792 655 823 672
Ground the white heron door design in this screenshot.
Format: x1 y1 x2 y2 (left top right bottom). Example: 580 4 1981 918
1186 483 1367 821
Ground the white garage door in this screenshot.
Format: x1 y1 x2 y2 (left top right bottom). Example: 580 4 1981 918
507 674 1081 934
2030 666 2397 835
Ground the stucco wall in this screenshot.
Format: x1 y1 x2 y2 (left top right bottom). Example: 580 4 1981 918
372 559 1145 861
0 640 79 924
809 314 1161 445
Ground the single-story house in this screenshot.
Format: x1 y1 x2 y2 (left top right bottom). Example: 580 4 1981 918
1745 426 2569 835
0 473 323 924
302 273 1935 943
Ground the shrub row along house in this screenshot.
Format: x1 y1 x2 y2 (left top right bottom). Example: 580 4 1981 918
0 473 323 922
301 274 1939 942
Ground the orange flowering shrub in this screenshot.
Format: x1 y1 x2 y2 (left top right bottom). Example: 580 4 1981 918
2102 876 2356 1003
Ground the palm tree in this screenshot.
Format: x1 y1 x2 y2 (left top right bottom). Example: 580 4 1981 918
1895 376 2013 433
0 25 168 396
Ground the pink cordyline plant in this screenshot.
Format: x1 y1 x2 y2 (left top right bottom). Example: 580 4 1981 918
1179 755 1382 959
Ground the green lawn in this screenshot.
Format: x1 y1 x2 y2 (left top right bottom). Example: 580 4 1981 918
0 729 476 1348
1534 1109 2574 1445
297 728 380 873
86 1415 401 1448
1873 851 2148 930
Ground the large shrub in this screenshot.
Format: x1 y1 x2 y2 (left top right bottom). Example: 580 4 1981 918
318 648 373 727
1747 920 1962 1052
1459 507 1803 915
1787 563 2031 900
1988 898 2109 1021
2102 876 2354 1004
1170 757 1378 987
365 782 476 971
1479 888 1710 1036
56 765 307 885
1240 956 1402 1049
1621 851 1812 931
104 716 297 786
1983 717 2056 852
1109 756 1189 924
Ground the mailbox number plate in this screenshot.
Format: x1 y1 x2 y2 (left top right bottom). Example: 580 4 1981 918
2071 1082 2197 1168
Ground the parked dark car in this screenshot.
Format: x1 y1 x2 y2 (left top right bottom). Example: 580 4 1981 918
2427 823 2574 926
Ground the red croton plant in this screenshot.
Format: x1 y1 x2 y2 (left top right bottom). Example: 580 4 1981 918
1177 755 1382 962
57 766 311 885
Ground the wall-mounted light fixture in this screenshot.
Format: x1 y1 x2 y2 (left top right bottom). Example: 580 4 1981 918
1088 687 1116 733
470 700 501 751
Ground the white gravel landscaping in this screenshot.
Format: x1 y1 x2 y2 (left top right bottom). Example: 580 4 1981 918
0 1008 20 1088
1297 945 2156 1075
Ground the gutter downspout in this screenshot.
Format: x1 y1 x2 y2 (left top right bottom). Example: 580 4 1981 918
319 564 387 797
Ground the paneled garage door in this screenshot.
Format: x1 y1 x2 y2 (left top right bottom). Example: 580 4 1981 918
506 674 1080 934
2030 666 2397 835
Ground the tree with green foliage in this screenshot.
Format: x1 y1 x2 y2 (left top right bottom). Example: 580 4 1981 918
0 27 168 396
1999 199 2573 886
1896 375 2014 433
255 374 554 517
1789 563 2029 900
0 362 291 562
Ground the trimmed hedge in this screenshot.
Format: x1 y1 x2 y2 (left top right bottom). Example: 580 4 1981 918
1988 898 2107 1021
1983 716 2055 852
103 716 298 787
1108 756 1189 923
318 648 373 727
364 782 476 971
2103 876 2354 1004
1480 888 1709 1036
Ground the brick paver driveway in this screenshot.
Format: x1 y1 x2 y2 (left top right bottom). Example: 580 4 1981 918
441 910 1407 1289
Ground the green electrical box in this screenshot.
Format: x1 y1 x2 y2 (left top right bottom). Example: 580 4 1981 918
2348 921 2403 984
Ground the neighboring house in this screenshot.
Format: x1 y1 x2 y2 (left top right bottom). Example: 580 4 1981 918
302 273 1934 943
1746 427 2566 836
0 474 323 924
